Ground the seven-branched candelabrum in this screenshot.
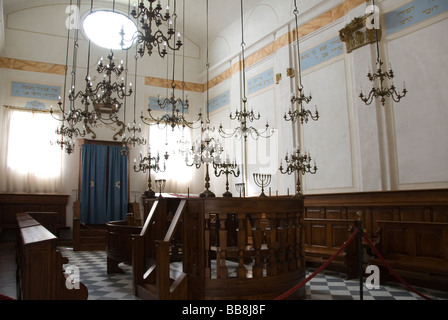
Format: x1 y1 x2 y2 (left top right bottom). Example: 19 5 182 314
279 148 317 198
130 0 182 58
134 149 169 198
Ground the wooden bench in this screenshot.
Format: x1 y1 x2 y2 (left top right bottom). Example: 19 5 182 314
304 218 360 278
370 220 448 291
16 213 88 300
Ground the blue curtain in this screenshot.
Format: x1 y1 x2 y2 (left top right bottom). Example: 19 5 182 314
107 146 128 221
80 144 108 224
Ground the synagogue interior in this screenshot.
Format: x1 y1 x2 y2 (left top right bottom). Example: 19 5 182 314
0 0 447 304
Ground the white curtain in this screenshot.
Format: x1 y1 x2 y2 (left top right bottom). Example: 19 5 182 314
149 125 193 194
0 107 62 193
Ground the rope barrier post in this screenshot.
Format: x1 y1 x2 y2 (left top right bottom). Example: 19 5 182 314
356 211 363 300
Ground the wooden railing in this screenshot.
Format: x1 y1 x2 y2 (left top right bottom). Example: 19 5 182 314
132 198 188 300
133 196 306 300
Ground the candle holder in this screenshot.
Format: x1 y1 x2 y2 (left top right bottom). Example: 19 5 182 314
213 159 240 197
155 179 166 198
279 147 317 198
235 183 246 198
185 124 224 198
134 149 169 198
253 173 271 198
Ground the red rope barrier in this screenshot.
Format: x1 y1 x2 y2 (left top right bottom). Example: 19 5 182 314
362 233 433 300
274 229 434 300
274 229 359 300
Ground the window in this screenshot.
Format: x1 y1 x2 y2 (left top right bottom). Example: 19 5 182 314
148 125 193 193
1 107 62 192
82 10 137 50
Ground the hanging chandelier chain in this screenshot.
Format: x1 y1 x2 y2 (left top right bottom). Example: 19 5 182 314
359 0 407 107
293 0 303 88
218 0 274 142
284 0 319 125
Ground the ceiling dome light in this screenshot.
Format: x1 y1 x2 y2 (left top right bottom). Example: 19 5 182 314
83 10 137 50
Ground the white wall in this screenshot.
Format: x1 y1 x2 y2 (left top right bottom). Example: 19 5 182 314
205 0 448 195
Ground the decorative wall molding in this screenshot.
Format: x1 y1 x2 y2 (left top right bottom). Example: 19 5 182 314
339 14 381 53
0 57 65 75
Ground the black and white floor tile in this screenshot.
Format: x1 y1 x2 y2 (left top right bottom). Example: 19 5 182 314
56 247 448 301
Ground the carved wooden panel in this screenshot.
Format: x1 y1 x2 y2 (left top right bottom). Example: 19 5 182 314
399 207 427 222
0 193 68 232
305 207 321 219
432 207 448 222
309 223 326 247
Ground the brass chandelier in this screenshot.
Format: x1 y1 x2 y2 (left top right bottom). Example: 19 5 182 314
359 0 407 107
53 0 135 153
279 0 319 198
284 0 319 124
130 0 182 58
219 0 274 142
141 0 201 131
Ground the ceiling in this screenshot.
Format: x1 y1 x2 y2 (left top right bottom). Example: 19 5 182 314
3 0 264 48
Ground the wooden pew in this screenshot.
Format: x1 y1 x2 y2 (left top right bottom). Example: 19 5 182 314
370 220 448 291
16 213 88 300
304 218 360 279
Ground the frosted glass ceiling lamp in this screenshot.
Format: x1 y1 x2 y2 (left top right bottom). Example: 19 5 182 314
83 10 137 50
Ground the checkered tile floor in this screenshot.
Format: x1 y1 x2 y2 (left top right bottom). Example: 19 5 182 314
56 247 448 301
1 240 446 301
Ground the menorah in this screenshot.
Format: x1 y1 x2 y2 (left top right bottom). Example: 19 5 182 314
134 149 169 198
235 183 246 198
214 159 240 197
155 179 166 198
279 147 317 197
253 173 271 198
